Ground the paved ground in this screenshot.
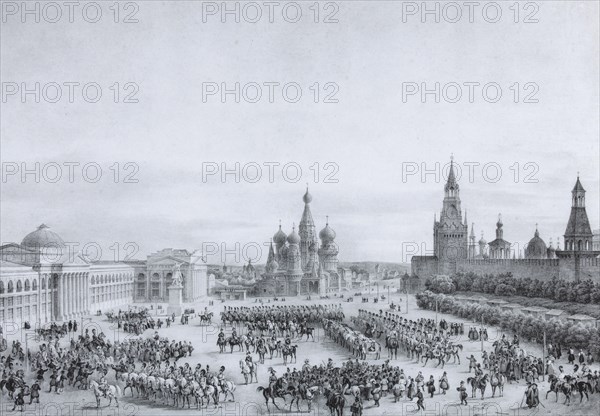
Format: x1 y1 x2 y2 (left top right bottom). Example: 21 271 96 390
1 291 599 416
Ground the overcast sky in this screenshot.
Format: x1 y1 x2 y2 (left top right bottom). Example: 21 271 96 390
1 1 598 265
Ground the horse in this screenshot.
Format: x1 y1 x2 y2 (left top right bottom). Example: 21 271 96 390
0 376 24 399
217 337 227 354
257 378 288 411
199 312 214 325
256 343 267 364
89 380 121 408
239 359 258 384
227 336 245 353
298 326 315 341
445 344 463 364
386 336 399 359
490 372 505 397
282 345 298 365
119 372 139 397
288 385 320 412
325 389 345 416
466 374 489 399
217 380 236 402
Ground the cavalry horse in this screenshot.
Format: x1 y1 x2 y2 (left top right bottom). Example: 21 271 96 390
490 372 506 397
386 335 399 359
239 359 258 384
89 380 121 408
466 374 489 399
257 378 289 412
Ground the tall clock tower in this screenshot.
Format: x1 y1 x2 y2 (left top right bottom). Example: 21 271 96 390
434 156 468 274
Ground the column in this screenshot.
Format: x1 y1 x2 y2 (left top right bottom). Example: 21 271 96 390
75 275 80 317
61 274 66 320
65 274 70 319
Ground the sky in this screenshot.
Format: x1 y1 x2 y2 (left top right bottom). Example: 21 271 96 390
1 1 598 265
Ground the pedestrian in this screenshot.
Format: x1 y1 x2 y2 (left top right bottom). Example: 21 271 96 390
457 381 468 405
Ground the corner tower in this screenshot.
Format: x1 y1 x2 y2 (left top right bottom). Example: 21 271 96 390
564 176 594 251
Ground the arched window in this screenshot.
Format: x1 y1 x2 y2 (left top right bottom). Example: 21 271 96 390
138 273 146 281
152 273 160 280
24 280 31 291
578 240 583 250
0 281 4 294
32 279 38 290
8 281 14 293
16 280 23 292
41 277 46 290
91 276 96 285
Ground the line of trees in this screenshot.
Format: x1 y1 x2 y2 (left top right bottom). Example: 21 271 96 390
415 290 600 359
424 272 600 304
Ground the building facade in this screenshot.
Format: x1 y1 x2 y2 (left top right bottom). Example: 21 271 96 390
412 161 600 282
0 224 209 326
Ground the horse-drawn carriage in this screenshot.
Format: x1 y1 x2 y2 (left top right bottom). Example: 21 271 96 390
346 297 354 302
184 308 195 315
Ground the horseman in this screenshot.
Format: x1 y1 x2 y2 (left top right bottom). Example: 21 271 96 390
217 366 227 389
98 374 109 397
268 368 278 394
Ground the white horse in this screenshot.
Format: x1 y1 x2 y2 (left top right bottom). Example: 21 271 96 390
90 380 121 408
239 359 258 384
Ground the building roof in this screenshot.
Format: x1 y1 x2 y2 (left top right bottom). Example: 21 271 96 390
564 207 592 236
546 309 567 316
21 224 65 249
521 306 549 312
567 314 596 321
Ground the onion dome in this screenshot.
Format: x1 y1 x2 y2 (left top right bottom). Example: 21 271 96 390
273 223 287 245
478 232 487 245
21 224 65 250
319 217 336 242
525 226 547 259
287 225 301 245
303 186 312 204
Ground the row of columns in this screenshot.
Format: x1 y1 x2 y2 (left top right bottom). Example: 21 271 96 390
59 273 89 320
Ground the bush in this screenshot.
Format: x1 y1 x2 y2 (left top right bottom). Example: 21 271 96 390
415 291 600 359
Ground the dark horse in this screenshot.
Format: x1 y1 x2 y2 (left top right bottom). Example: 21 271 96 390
386 336 399 359
325 389 345 416
256 378 288 412
0 376 25 399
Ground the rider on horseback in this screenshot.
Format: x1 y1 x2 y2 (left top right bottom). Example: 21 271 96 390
98 375 109 397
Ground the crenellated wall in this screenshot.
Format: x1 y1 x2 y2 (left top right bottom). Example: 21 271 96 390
411 256 600 283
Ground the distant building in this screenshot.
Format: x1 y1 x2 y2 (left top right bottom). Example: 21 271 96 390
412 162 600 282
0 224 210 325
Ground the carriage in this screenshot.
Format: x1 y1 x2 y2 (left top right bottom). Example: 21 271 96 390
184 308 195 315
346 297 354 302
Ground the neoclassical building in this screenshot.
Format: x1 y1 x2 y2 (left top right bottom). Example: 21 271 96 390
0 224 209 326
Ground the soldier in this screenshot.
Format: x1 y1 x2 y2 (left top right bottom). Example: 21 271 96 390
426 375 436 398
439 371 449 394
457 381 468 405
524 382 539 408
12 387 27 412
29 381 41 404
415 387 425 411
350 396 363 416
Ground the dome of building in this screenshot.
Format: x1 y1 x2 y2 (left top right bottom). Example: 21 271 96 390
21 224 65 250
478 232 487 245
525 227 547 259
287 227 301 245
303 188 312 204
273 225 287 245
319 222 336 242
